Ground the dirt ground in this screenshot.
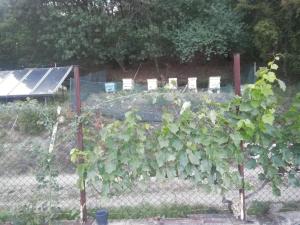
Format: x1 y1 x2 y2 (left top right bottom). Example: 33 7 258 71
1 169 300 211
2 212 298 225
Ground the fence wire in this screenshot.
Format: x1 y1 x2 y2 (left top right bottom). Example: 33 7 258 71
0 74 299 224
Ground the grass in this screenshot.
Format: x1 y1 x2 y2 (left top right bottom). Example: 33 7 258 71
0 204 223 223
90 204 222 220
280 201 300 212
0 211 10 223
247 201 270 216
57 204 223 220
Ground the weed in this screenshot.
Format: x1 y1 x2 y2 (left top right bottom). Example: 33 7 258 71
247 201 270 216
280 201 300 212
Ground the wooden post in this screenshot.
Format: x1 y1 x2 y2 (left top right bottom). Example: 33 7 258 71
74 66 88 224
233 53 246 221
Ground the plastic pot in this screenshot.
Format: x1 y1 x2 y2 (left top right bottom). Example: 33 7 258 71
95 209 109 225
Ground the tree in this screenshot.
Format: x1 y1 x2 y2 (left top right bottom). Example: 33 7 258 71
158 0 244 61
0 0 245 69
236 0 300 77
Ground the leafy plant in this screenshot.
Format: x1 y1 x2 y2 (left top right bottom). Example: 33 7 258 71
0 99 56 135
72 58 300 217
247 201 270 216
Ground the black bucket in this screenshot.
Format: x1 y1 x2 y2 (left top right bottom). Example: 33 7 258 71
95 209 109 225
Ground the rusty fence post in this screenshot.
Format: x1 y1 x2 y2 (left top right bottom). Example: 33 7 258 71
74 66 88 223
233 53 246 221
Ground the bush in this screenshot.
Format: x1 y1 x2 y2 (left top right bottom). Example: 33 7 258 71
247 201 270 216
0 99 56 135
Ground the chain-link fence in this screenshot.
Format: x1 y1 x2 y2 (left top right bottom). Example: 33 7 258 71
0 68 300 224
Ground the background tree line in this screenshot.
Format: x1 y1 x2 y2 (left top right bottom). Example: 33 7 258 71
0 0 299 78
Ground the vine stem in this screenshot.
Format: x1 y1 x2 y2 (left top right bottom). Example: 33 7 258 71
74 66 88 224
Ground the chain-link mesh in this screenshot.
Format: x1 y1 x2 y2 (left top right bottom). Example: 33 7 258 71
1 68 299 224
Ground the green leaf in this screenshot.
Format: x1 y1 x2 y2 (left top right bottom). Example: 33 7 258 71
270 64 279 70
272 185 281 196
179 152 188 168
169 123 179 134
277 79 286 91
155 153 164 167
272 155 284 167
167 154 176 162
130 159 140 170
264 72 276 82
283 150 293 162
230 133 242 147
246 159 256 169
70 148 80 163
158 137 169 148
262 113 274 125
187 150 200 165
237 119 254 130
105 160 117 174
172 139 183 151
200 160 211 171
240 102 252 112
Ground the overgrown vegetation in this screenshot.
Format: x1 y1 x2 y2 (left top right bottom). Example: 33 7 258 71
71 58 300 218
0 104 66 225
0 204 222 224
280 201 300 212
247 201 270 216
0 99 56 135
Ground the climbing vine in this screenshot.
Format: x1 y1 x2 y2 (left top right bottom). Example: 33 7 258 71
71 57 300 198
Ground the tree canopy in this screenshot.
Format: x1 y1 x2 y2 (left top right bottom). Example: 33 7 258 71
0 0 299 77
236 0 300 76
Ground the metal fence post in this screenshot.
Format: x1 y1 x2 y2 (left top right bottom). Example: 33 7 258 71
233 53 246 221
74 65 88 223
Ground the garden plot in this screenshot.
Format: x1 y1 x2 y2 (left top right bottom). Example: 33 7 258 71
83 90 234 122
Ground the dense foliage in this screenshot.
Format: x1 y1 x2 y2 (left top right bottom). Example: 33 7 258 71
236 0 300 76
1 0 299 73
0 0 244 69
71 59 300 198
0 99 56 135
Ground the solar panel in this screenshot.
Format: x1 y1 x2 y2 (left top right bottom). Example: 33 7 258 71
0 66 73 97
32 67 72 95
0 69 31 96
10 68 49 96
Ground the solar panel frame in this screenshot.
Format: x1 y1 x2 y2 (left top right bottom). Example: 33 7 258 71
0 66 73 98
52 66 73 93
32 66 73 95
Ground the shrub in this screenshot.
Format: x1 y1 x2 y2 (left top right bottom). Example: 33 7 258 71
0 99 56 135
247 201 270 216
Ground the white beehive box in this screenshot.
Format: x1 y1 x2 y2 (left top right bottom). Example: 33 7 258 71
122 78 134 90
147 79 158 91
188 77 197 91
208 76 221 93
